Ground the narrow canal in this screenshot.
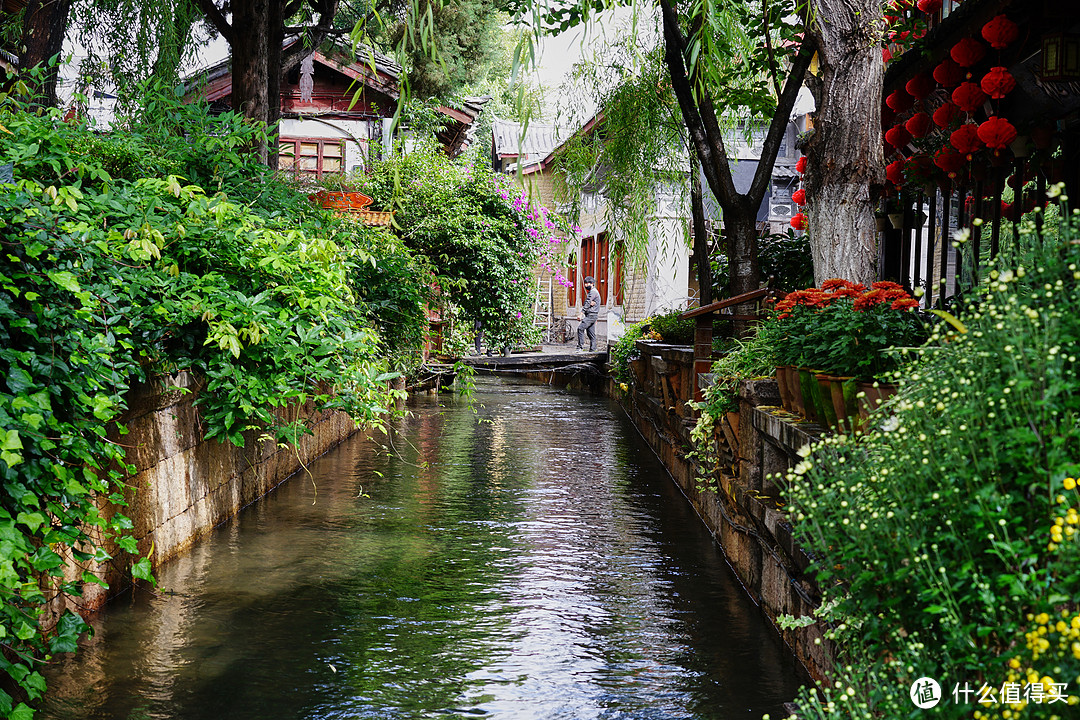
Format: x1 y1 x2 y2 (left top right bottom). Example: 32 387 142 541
42 378 805 720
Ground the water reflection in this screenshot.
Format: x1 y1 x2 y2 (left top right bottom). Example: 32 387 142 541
42 378 805 719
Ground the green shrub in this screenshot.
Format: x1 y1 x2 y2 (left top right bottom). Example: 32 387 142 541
0 89 410 717
783 196 1080 719
648 307 695 344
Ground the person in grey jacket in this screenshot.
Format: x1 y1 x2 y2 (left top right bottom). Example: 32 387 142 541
577 276 602 352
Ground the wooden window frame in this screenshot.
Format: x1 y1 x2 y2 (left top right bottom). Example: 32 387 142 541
278 136 346 177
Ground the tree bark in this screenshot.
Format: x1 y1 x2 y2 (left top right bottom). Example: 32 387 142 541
21 0 73 107
689 152 712 306
805 0 883 286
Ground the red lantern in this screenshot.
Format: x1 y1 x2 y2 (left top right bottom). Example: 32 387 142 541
980 66 1016 99
790 212 808 230
981 15 1019 50
933 57 965 87
882 47 893 63
905 112 932 139
886 89 915 113
886 125 913 149
905 73 935 100
951 38 987 68
795 156 807 174
917 0 942 12
950 123 983 156
792 188 807 206
886 159 905 185
977 116 1018 149
934 146 966 178
933 103 959 129
952 82 987 112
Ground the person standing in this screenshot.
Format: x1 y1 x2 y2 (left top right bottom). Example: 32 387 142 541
577 276 602 352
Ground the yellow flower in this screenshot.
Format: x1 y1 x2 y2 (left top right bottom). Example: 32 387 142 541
1064 477 1077 490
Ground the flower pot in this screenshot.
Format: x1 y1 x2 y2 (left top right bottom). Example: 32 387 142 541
776 366 795 412
856 381 899 422
824 375 858 433
790 367 808 418
814 373 840 430
874 216 888 232
798 368 824 424
887 213 904 230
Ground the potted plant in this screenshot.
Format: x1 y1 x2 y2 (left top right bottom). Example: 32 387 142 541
764 279 929 429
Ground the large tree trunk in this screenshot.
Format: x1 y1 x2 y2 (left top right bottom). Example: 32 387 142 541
689 152 712 306
231 0 271 162
805 0 883 286
21 0 73 107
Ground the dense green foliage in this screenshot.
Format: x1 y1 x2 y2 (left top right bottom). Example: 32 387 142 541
784 201 1080 718
0 89 421 717
360 141 568 350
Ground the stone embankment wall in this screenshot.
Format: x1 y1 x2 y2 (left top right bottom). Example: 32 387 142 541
613 341 835 683
48 372 359 626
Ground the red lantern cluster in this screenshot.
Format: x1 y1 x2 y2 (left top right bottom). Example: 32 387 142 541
981 15 1018 50
978 117 1017 149
886 89 915 113
886 125 912 149
950 123 983 156
886 159 905 185
933 103 959 129
980 66 1016 99
952 82 987 113
905 73 934 100
905 112 932 139
950 37 987 68
933 146 965 178
933 58 965 87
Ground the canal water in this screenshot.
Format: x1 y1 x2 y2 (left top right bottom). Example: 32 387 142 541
42 378 805 720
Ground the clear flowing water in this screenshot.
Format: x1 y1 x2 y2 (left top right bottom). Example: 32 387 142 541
42 378 805 720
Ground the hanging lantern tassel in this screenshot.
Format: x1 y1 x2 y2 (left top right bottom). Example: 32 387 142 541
981 15 1019 50
978 116 1018 151
980 67 1016 99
